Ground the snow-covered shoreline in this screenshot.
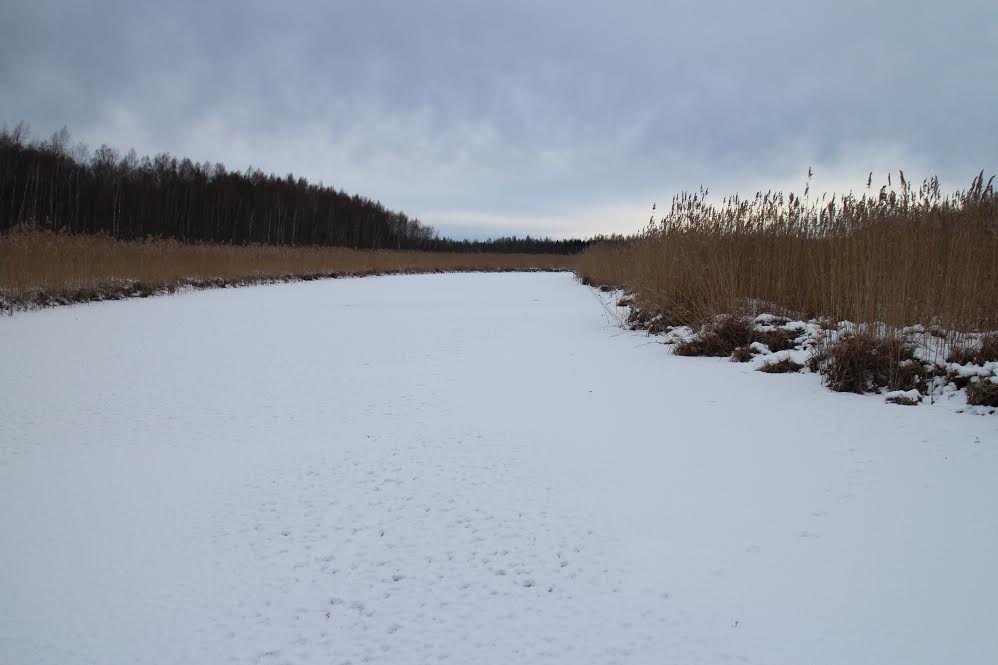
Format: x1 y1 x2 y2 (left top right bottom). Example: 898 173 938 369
0 266 572 314
608 291 998 416
2 273 996 664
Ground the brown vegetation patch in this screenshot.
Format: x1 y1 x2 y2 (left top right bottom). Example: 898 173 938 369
622 299 686 335
673 315 804 360
0 229 577 311
967 379 998 407
646 317 672 335
753 328 801 352
943 371 972 390
820 334 925 394
626 307 657 331
806 348 827 373
674 315 754 357
758 358 804 374
577 173 998 336
886 393 921 406
946 335 998 365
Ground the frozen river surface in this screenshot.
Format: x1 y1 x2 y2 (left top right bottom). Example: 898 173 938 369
2 272 997 665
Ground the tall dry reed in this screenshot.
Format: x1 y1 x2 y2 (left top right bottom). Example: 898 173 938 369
578 173 998 336
0 228 576 308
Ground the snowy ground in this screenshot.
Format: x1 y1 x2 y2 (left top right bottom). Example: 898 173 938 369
1 272 996 665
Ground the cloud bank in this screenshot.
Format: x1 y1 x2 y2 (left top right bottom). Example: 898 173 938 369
3 0 995 238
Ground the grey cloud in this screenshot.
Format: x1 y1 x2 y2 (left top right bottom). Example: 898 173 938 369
3 0 996 238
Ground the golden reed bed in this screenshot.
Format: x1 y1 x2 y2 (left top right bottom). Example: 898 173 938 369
577 174 998 335
0 229 577 309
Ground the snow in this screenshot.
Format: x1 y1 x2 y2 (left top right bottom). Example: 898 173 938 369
1 272 997 665
637 302 996 414
948 361 998 379
751 348 810 371
884 389 922 404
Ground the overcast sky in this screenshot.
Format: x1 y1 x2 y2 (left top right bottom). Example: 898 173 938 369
3 0 996 239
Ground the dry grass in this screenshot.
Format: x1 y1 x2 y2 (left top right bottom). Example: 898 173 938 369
674 315 753 357
967 379 998 407
0 228 576 309
578 174 998 338
817 334 925 394
757 358 804 374
580 173 996 404
946 335 998 365
673 315 802 359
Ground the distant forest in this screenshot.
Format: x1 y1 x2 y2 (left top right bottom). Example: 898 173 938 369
1 123 619 254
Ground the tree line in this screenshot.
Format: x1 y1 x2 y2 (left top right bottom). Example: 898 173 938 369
0 123 599 254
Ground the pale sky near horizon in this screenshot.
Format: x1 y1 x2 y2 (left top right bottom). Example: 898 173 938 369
2 0 996 239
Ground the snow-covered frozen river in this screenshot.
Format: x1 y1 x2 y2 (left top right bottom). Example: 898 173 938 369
2 272 997 665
